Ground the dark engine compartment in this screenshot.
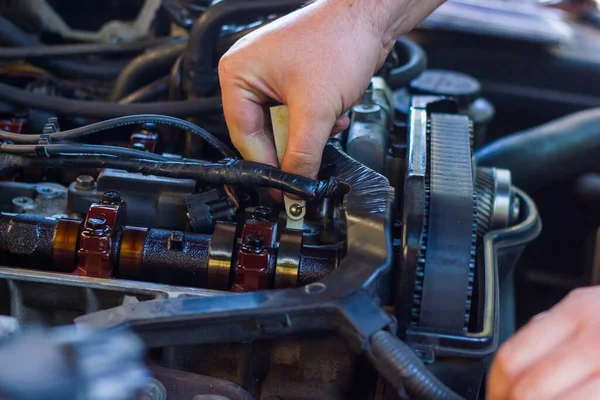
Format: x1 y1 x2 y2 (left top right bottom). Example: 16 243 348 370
0 1 599 399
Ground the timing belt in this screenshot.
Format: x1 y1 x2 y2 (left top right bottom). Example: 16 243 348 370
419 113 476 331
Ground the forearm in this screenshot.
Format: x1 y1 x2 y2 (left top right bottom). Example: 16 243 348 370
311 0 445 55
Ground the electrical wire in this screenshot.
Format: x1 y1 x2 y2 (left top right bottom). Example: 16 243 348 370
0 37 173 60
0 114 235 158
0 82 223 119
0 154 346 201
224 184 239 211
0 143 172 161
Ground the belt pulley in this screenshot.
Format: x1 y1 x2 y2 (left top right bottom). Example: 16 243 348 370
411 112 477 332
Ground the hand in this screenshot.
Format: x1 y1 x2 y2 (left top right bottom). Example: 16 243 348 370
219 0 445 179
488 286 600 400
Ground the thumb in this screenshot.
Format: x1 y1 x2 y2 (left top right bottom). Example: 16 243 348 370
281 103 337 179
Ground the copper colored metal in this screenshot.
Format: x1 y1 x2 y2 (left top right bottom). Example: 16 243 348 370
275 230 302 289
75 198 127 278
129 132 159 153
233 218 277 292
119 226 149 280
53 218 82 272
207 222 237 290
0 120 23 134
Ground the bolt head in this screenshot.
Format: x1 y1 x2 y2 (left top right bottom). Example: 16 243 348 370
253 206 272 221
132 142 148 151
289 203 303 217
244 234 265 251
75 175 96 190
86 217 106 230
142 122 157 132
101 191 122 205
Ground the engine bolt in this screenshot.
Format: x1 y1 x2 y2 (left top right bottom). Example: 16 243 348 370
132 142 148 151
253 206 272 221
289 203 303 217
101 191 122 205
245 234 265 252
86 217 106 230
142 122 158 132
75 175 96 190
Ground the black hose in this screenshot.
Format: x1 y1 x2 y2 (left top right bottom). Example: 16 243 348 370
0 114 235 158
387 37 428 89
0 154 346 201
0 82 223 119
168 56 185 100
108 40 188 101
0 17 127 79
0 37 172 60
369 331 464 400
0 143 172 161
119 76 170 104
475 108 600 190
182 0 303 96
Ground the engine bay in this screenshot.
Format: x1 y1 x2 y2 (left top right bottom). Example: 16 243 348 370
1 1 600 399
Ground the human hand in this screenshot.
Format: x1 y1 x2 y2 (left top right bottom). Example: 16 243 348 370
488 286 600 400
219 0 445 179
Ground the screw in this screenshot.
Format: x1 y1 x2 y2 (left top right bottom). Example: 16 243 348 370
244 234 265 251
132 142 148 151
101 191 122 205
86 217 106 230
253 206 272 221
75 175 96 190
289 203 303 217
142 122 158 132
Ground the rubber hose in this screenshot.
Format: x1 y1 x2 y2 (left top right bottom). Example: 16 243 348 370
119 76 170 104
0 16 127 79
0 37 171 59
108 40 188 101
369 331 464 400
0 154 346 201
387 37 428 89
475 107 600 190
0 114 235 158
182 0 303 96
0 82 222 119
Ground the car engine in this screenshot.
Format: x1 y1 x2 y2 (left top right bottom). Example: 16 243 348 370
1 1 600 399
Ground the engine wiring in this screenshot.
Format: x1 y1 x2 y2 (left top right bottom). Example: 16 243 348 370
0 114 236 159
0 153 347 201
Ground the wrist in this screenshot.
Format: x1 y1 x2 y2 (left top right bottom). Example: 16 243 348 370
314 0 444 55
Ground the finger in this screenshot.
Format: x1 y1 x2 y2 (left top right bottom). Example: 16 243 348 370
559 372 600 400
488 289 593 400
331 114 350 135
219 66 278 167
282 102 337 178
509 326 600 400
